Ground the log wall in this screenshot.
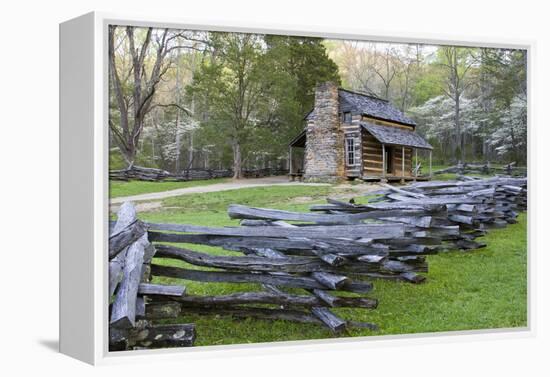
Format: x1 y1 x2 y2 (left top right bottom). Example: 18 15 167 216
362 132 383 176
343 114 362 178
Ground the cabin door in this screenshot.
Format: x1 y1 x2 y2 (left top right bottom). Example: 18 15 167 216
385 147 394 174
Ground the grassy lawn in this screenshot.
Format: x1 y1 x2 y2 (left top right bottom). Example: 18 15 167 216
128 184 527 347
109 178 230 198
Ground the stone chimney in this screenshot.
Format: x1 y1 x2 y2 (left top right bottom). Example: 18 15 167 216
303 82 344 182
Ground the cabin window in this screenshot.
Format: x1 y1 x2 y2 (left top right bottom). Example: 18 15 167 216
345 137 356 166
343 112 352 123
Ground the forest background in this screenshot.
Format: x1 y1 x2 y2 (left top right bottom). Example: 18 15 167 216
108 26 527 178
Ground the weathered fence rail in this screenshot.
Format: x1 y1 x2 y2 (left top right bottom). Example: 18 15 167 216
359 176 527 251
145 218 383 334
109 175 526 350
433 162 526 176
109 165 288 181
108 202 196 351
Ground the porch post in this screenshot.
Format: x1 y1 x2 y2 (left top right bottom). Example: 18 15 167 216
429 150 433 178
289 146 293 174
401 146 405 179
382 143 386 179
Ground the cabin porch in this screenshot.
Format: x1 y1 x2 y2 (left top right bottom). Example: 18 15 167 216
288 122 433 183
360 122 433 183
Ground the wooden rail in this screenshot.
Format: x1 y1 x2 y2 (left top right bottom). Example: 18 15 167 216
109 165 288 181
433 162 526 177
108 202 196 351
108 175 526 350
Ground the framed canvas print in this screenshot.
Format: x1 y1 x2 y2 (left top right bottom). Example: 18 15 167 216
59 12 531 365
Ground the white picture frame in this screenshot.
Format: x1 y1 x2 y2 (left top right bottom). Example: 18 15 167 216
59 11 534 365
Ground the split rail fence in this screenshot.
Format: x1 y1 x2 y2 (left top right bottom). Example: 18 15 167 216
108 175 527 351
109 165 288 181
433 162 526 176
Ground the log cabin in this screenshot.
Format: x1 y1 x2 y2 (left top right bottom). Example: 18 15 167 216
289 81 433 182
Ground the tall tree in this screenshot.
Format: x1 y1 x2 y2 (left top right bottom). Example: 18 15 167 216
394 44 423 111
190 33 340 178
480 48 527 163
371 46 399 100
437 46 478 162
261 35 341 160
108 26 205 166
264 35 341 116
409 95 486 161
189 34 276 178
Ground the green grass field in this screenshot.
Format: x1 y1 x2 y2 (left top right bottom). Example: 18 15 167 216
109 178 230 198
129 184 527 347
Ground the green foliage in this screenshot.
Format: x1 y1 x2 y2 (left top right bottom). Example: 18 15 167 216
187 33 340 174
481 49 527 108
409 65 445 106
187 33 293 175
407 47 527 164
260 35 341 157
109 26 527 172
131 185 526 346
109 149 128 170
479 49 527 163
265 35 341 116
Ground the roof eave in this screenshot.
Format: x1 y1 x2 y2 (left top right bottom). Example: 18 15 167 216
289 129 307 147
377 141 433 150
362 113 417 128
360 122 432 150
303 109 314 121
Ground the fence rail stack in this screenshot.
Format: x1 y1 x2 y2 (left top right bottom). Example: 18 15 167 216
362 176 527 250
433 162 526 177
145 219 390 335
109 165 288 182
109 202 196 351
109 175 526 350
228 203 434 283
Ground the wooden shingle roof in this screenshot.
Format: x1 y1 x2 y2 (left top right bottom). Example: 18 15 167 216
305 88 417 127
361 122 432 150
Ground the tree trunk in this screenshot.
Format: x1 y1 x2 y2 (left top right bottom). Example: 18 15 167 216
509 125 518 164
175 111 181 173
454 96 464 163
233 142 243 179
109 26 196 171
122 144 136 167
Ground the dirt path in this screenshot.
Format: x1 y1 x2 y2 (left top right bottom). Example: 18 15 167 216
110 176 329 204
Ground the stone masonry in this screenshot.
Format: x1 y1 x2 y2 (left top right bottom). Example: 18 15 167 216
303 82 345 183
